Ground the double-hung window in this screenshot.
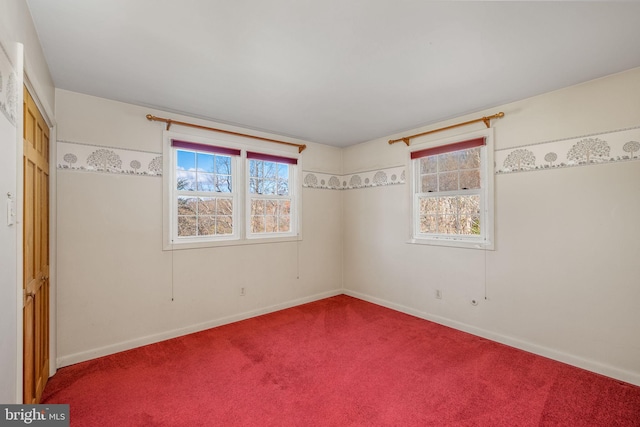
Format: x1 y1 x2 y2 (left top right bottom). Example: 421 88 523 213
247 152 295 237
165 133 301 249
410 130 494 249
173 139 240 242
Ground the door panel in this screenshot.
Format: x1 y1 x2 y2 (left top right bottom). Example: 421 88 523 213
23 86 49 404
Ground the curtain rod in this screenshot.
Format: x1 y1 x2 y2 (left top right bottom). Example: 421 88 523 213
388 112 505 146
146 114 307 153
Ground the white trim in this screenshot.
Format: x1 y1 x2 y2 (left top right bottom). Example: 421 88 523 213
56 289 342 368
343 289 640 387
23 71 55 128
14 42 24 405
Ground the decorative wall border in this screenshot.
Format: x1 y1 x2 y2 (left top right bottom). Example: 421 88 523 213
495 125 640 174
303 166 406 190
57 126 639 181
0 40 17 127
57 140 162 176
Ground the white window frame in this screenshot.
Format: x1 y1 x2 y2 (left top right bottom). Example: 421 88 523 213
245 156 298 240
409 128 494 250
163 130 302 250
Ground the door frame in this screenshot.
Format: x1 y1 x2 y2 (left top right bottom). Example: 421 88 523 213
17 69 57 402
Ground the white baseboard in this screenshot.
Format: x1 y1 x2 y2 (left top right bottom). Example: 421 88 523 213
56 289 342 368
343 289 640 387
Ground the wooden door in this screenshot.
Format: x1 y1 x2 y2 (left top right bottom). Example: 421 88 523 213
23 86 50 404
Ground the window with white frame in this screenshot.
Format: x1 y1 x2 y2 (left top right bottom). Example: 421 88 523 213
247 152 294 236
411 131 494 249
173 139 240 241
166 136 300 248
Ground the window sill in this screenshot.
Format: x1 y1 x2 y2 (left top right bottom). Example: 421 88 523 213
164 234 302 251
408 237 494 250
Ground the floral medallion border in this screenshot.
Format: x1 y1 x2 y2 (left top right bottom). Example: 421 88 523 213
495 125 640 174
303 166 406 190
57 140 162 176
0 40 17 127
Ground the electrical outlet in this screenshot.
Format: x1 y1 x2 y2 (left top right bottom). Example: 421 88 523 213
435 290 442 299
240 287 246 296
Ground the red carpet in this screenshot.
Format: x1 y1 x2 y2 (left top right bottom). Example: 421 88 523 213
41 295 640 426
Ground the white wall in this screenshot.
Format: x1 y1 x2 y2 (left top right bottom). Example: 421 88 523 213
342 67 640 385
54 90 343 365
0 0 54 404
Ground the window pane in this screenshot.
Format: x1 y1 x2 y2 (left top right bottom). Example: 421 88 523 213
279 200 291 215
178 171 196 191
438 152 459 172
198 198 216 215
197 153 214 173
420 156 437 174
420 215 437 233
278 216 290 232
438 215 458 234
421 174 437 192
458 195 480 215
460 216 481 235
215 155 231 175
263 161 276 179
278 164 289 180
263 179 277 195
177 150 196 171
177 216 197 236
251 216 265 233
217 216 233 234
438 171 458 191
266 200 278 215
249 160 258 177
249 178 260 194
438 197 457 215
459 170 480 190
459 147 481 169
419 197 438 214
217 175 232 192
177 197 197 215
198 216 216 236
251 200 265 215
197 173 215 191
265 215 278 232
277 178 289 196
217 198 233 216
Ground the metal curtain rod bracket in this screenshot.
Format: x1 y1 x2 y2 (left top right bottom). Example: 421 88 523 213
389 112 505 146
146 114 307 153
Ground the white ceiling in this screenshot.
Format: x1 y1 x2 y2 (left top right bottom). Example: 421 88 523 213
26 0 640 147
